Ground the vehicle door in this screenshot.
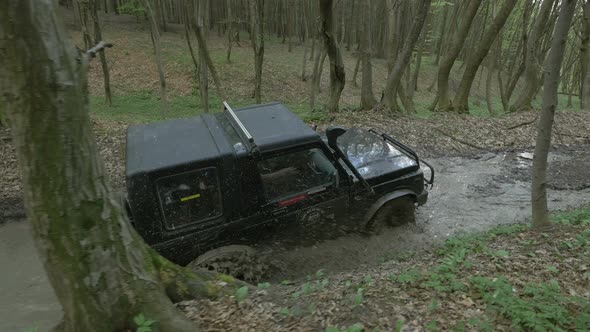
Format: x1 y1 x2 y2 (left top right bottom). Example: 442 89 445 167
255 145 352 237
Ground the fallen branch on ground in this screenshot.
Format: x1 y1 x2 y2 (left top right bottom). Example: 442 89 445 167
506 114 539 130
434 128 488 151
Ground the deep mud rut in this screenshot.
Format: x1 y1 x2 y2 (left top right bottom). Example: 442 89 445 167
2 146 590 331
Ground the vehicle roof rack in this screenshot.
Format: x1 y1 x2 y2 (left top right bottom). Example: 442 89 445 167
223 101 260 155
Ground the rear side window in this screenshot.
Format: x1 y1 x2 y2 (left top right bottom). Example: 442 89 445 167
156 168 222 230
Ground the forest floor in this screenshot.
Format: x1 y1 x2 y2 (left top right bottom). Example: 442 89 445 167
2 10 590 331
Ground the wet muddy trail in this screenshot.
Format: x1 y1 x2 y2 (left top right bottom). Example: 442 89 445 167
2 146 590 331
265 146 590 281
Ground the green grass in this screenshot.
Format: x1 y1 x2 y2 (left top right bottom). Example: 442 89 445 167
385 207 590 331
90 91 332 124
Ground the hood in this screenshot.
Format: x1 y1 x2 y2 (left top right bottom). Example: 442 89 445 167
337 128 418 179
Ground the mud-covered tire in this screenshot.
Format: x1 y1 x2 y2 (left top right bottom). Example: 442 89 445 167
365 196 416 234
188 245 267 282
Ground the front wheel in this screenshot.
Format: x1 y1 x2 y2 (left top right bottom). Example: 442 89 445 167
365 196 416 234
188 245 267 283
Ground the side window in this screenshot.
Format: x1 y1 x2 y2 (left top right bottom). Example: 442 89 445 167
156 168 222 230
257 148 337 201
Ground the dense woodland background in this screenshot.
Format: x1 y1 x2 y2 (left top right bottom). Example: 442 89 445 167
41 0 590 123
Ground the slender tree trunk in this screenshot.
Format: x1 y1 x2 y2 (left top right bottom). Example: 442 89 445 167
226 0 233 62
310 45 324 110
451 0 518 113
532 0 577 229
382 0 431 112
143 0 168 112
319 0 346 113
77 0 93 49
433 2 449 66
0 1 243 331
510 0 557 112
301 1 310 81
582 1 590 109
435 0 482 111
192 1 227 106
352 52 361 87
360 0 376 110
249 0 264 103
90 0 112 106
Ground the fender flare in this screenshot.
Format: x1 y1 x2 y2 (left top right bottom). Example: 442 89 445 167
363 190 416 224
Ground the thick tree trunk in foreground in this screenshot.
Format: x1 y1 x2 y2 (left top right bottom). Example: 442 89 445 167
319 0 346 113
435 0 481 111
250 0 265 103
143 0 168 112
451 0 517 113
382 0 431 112
531 0 577 229
0 1 243 331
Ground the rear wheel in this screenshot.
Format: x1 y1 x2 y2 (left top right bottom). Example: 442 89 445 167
365 196 416 234
188 245 268 283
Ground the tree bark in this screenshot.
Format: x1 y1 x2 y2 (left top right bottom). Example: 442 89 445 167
382 0 431 112
510 0 557 112
143 0 168 112
0 1 245 331
532 0 577 229
360 0 376 110
249 0 265 103
451 0 518 113
319 0 346 113
89 0 112 106
582 1 590 109
76 0 93 49
226 0 233 62
435 0 482 111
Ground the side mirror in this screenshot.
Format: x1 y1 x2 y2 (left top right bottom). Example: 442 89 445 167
326 126 347 151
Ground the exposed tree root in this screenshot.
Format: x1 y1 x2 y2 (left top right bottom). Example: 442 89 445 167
434 128 488 150
506 114 539 130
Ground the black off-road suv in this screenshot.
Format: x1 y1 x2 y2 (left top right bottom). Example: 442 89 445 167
125 102 433 277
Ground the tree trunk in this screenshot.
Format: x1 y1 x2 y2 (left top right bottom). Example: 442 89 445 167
310 45 324 110
451 0 517 113
582 1 590 109
435 0 482 111
76 0 93 49
143 0 168 112
510 0 557 112
0 1 244 331
90 0 112 106
360 0 376 110
486 1 499 116
249 0 264 103
531 0 577 229
319 0 346 113
226 0 233 62
382 0 431 112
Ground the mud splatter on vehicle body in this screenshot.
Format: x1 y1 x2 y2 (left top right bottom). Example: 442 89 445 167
124 102 433 279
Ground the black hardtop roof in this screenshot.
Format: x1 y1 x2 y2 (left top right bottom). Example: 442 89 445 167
125 102 321 179
126 115 225 178
232 102 320 153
